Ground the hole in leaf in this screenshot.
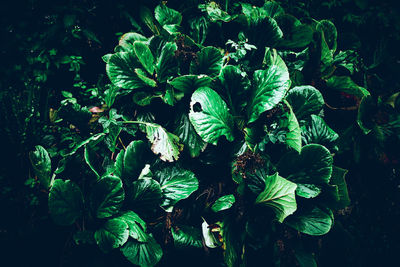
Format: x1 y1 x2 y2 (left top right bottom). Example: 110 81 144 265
193 102 202 112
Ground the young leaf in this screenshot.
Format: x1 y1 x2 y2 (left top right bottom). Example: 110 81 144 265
189 87 235 145
190 46 223 77
94 218 129 253
48 179 83 226
154 166 199 211
285 86 325 120
133 41 155 74
285 206 334 236
91 175 125 219
121 235 163 267
254 171 297 223
211 194 236 212
29 145 52 188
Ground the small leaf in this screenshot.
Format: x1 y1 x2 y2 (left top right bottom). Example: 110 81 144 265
190 46 223 77
121 235 163 267
48 179 83 226
211 195 236 212
91 175 125 219
285 206 333 236
94 218 129 253
133 41 155 74
29 145 52 188
189 87 235 145
254 172 297 222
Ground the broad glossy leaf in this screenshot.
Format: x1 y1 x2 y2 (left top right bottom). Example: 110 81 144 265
106 52 145 90
94 218 129 253
143 123 183 162
254 171 297 222
155 4 182 26
285 206 333 236
280 101 302 152
172 225 203 249
123 140 147 182
48 180 83 226
246 16 283 48
174 113 206 158
326 76 369 98
121 235 163 267
91 175 125 218
248 64 290 123
296 183 321 198
276 14 313 49
154 166 198 211
190 46 223 77
316 20 337 53
329 166 350 209
118 211 147 242
119 32 147 51
277 144 333 185
134 69 157 87
211 194 235 212
156 42 178 82
29 145 52 188
129 178 162 211
263 47 287 70
285 86 325 120
219 65 251 115
133 41 155 74
301 115 339 152
189 87 235 145
169 75 212 94
140 6 163 35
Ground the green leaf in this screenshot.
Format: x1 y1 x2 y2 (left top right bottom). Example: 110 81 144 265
276 14 313 49
190 47 223 77
114 150 125 178
84 145 100 179
172 225 203 249
285 86 325 120
281 101 302 152
156 42 178 82
248 64 291 123
132 91 158 106
119 32 148 51
263 47 287 70
246 16 283 48
29 145 52 188
155 4 182 26
174 113 206 158
118 211 147 242
296 184 322 198
169 75 213 94
134 69 157 87
301 115 339 152
129 178 163 211
219 65 251 115
202 219 221 248
199 2 234 22
133 41 155 74
285 206 333 236
357 95 374 134
189 87 235 145
316 20 337 53
326 76 370 98
123 140 147 182
154 166 199 211
211 194 236 212
94 218 129 253
254 172 297 222
91 175 125 219
106 52 145 90
48 179 83 226
277 144 333 185
143 122 183 162
121 235 163 267
329 166 350 209
62 133 105 157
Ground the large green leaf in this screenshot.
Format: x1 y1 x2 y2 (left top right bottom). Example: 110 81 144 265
118 211 147 242
326 76 370 98
155 4 182 26
134 69 157 87
285 206 333 236
91 175 125 219
329 166 350 209
123 140 147 182
133 41 155 75
301 115 339 152
121 235 163 267
106 52 145 90
129 177 162 211
156 42 178 82
277 144 333 185
190 46 223 77
276 14 313 49
280 101 302 152
118 32 148 51
29 145 52 188
172 225 203 249
254 171 297 222
94 218 129 253
48 179 83 226
189 87 235 145
285 86 325 120
316 20 337 53
219 65 251 116
154 166 199 211
174 113 206 158
169 75 213 94
211 194 236 212
248 65 291 123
